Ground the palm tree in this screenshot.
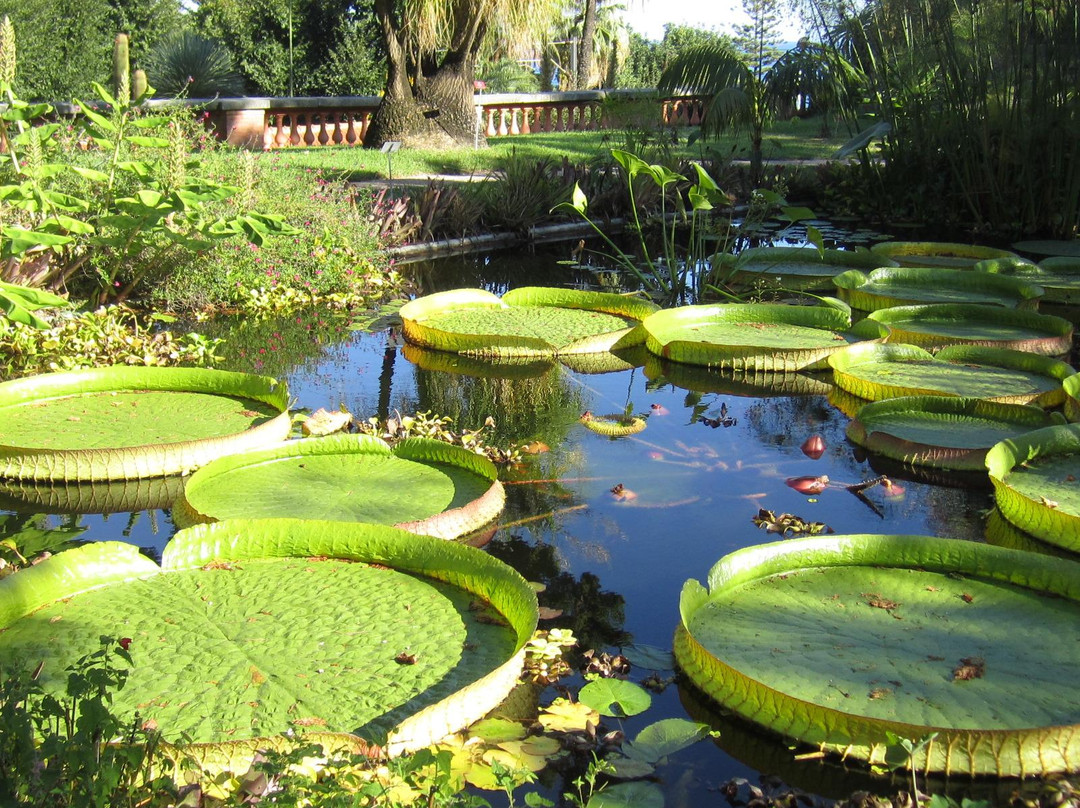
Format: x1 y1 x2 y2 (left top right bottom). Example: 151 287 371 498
365 0 564 147
658 41 862 185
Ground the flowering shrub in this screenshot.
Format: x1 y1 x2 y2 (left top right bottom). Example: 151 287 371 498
151 158 404 313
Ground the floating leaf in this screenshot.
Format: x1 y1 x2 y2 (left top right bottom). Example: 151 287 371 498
622 718 711 764
587 781 664 808
579 679 652 717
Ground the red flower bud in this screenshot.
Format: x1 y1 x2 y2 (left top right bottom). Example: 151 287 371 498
118 637 132 650
786 475 830 494
801 434 826 459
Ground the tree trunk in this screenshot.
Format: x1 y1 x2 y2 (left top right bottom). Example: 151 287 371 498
576 0 597 90
364 0 486 148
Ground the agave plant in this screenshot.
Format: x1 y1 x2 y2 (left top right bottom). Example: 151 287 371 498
144 32 245 99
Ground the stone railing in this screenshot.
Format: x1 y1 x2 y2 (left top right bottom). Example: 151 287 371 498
28 91 706 151
190 90 706 150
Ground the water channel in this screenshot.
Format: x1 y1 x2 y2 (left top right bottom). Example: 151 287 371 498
1 242 1069 806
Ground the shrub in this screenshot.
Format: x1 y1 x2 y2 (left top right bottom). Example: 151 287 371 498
143 31 245 98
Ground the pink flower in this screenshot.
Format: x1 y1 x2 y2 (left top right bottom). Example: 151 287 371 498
119 638 132 650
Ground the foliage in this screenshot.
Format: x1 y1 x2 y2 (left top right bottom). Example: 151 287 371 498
813 0 1080 238
0 636 178 807
555 149 735 303
615 25 735 88
475 153 577 234
194 0 384 97
357 410 524 465
0 281 69 328
477 58 541 93
143 32 245 99
0 0 182 102
660 40 861 186
732 0 785 81
0 81 297 306
149 157 399 312
0 305 223 380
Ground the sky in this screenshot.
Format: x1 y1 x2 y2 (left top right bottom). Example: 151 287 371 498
619 0 807 44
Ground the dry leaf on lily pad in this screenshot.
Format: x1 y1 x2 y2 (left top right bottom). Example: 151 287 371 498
301 408 354 436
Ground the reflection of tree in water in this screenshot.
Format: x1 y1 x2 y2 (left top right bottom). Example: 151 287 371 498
412 364 585 445
195 310 356 378
486 534 631 653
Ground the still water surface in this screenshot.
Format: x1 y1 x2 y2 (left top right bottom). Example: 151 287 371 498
2 247 1048 805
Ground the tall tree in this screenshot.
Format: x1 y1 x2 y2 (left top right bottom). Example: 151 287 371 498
732 0 784 81
364 0 562 147
575 0 597 88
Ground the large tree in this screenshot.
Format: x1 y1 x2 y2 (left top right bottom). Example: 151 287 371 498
363 0 562 147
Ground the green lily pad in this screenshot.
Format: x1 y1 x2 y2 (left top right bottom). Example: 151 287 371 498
579 678 652 717
984 507 1080 561
975 257 1080 305
714 246 898 292
0 367 290 482
588 782 665 808
174 435 504 540
642 299 885 373
675 534 1080 776
1011 240 1080 258
866 304 1073 355
847 396 1064 471
986 423 1080 554
832 267 1044 311
870 241 1018 268
0 518 538 758
579 412 647 437
622 718 711 764
828 343 1073 407
400 287 658 359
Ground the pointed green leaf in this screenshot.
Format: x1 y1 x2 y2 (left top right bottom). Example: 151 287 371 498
76 101 116 133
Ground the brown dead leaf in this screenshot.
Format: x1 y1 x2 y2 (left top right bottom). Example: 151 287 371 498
292 717 328 727
960 593 974 603
952 656 985 681
395 652 417 665
302 408 354 437
868 687 892 700
537 606 564 620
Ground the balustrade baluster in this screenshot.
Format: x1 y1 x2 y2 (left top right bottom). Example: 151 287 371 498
497 108 509 136
359 112 371 143
344 114 358 145
317 115 330 145
509 108 520 135
485 108 498 137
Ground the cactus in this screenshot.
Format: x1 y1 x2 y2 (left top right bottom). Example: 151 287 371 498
133 68 147 102
113 32 130 104
0 15 15 86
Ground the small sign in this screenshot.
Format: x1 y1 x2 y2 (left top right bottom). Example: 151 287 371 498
380 141 401 154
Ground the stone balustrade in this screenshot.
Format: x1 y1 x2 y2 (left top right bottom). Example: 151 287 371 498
195 90 705 150
31 90 706 151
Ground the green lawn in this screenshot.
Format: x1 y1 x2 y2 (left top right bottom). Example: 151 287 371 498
265 116 861 181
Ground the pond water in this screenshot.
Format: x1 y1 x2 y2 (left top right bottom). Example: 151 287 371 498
1 245 1069 806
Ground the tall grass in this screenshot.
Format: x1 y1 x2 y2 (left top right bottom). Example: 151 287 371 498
826 0 1079 239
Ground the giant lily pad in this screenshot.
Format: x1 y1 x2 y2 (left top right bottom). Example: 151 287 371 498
828 343 1073 407
0 367 290 482
832 267 1043 311
1011 240 1080 259
986 423 1080 553
870 241 1018 268
675 534 1080 776
974 257 1080 306
399 287 658 359
642 299 886 372
846 396 1064 471
866 304 1073 355
713 247 897 292
0 518 538 758
173 435 504 540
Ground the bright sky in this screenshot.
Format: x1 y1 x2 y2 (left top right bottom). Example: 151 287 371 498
619 0 807 43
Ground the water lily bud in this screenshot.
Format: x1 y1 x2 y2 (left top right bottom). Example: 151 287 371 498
801 434 826 459
786 475 830 494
